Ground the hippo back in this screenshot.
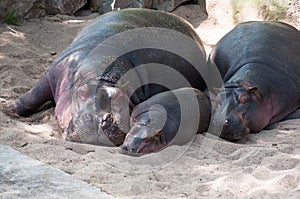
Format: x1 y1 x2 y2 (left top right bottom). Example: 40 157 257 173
47 8 206 103
210 21 300 86
46 9 207 142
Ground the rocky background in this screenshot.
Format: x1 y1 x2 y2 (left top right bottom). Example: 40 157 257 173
1 0 298 28
0 0 207 25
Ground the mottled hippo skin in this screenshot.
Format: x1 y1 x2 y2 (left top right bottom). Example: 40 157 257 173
6 9 209 153
209 21 300 140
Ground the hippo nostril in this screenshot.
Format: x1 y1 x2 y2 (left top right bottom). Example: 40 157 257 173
121 144 128 151
224 119 230 127
102 113 113 122
123 145 135 153
101 113 114 130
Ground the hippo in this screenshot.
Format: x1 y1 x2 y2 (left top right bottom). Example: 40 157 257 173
208 21 300 141
122 87 211 154
3 8 209 153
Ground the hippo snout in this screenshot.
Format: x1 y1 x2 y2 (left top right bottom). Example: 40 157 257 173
121 136 145 154
122 134 163 155
100 112 127 146
220 117 250 141
121 125 153 154
121 124 168 154
101 113 114 130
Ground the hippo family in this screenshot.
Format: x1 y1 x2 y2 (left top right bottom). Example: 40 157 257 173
209 21 300 140
4 8 210 154
3 8 300 154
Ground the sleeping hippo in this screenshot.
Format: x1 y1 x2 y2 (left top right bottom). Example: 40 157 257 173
3 8 210 153
208 21 300 140
122 87 211 154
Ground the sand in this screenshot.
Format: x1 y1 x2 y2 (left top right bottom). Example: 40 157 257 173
0 0 299 198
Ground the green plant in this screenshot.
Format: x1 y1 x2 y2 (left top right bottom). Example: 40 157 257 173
5 10 19 26
232 0 261 22
231 0 288 22
260 0 287 20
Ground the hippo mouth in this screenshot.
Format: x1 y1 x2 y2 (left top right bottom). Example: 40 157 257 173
101 113 127 146
120 105 179 155
120 118 174 155
220 125 250 141
210 112 251 141
121 129 167 155
219 115 251 141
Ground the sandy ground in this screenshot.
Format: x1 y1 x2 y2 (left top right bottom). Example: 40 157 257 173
0 0 299 198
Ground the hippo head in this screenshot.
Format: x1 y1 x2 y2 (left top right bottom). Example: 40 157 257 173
121 104 177 155
121 124 168 155
210 82 268 140
67 83 131 146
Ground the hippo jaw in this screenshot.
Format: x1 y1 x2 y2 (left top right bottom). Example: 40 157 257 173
67 85 131 146
216 112 251 141
210 83 267 141
210 105 251 141
121 124 167 154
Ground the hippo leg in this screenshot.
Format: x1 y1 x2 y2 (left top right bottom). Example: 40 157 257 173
122 88 211 155
9 75 53 116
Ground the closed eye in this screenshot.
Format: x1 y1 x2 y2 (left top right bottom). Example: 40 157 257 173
216 92 227 104
238 94 249 104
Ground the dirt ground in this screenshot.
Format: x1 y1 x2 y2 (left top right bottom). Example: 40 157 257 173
0 0 299 198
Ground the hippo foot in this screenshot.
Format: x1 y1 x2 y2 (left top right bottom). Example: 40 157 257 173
1 99 54 123
0 99 22 119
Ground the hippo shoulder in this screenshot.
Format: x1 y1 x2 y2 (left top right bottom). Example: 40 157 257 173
210 20 300 81
236 21 299 32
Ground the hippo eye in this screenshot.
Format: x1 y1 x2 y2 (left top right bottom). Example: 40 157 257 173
216 92 226 104
238 94 249 104
78 85 90 101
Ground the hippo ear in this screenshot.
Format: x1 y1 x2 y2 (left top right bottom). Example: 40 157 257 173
211 87 225 98
249 86 262 102
77 84 90 101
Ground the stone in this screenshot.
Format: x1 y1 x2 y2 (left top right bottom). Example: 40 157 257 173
172 4 208 27
0 0 45 22
152 0 191 12
0 145 113 199
45 0 88 15
103 0 114 13
88 0 104 13
114 0 144 9
112 0 206 12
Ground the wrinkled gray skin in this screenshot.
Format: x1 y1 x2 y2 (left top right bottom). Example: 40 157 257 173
122 88 211 154
209 21 300 141
6 9 207 150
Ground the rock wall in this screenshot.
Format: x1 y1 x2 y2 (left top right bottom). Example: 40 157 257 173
0 0 45 21
0 0 206 24
113 0 207 13
45 0 87 15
